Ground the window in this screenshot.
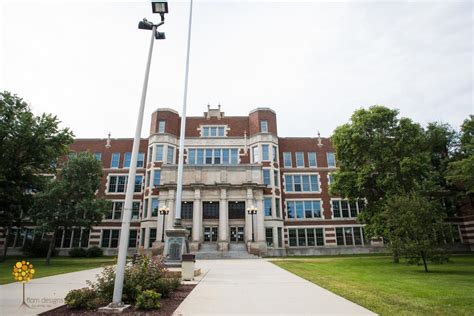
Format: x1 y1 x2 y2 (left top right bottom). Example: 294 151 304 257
158 121 166 133
228 202 245 219
328 173 334 185
203 202 219 219
262 145 270 161
252 146 259 163
108 175 143 193
128 230 138 248
182 202 193 220
273 170 279 187
155 145 164 161
132 202 140 219
101 229 120 248
54 229 89 248
265 228 273 247
231 149 238 164
124 152 131 168
146 171 151 187
284 175 319 192
143 199 148 218
327 152 336 167
263 169 271 186
153 170 161 186
148 146 153 163
187 148 239 165
272 146 278 163
335 227 364 246
260 120 268 133
149 228 157 248
201 126 226 137
140 228 146 246
105 201 124 220
137 153 145 168
188 149 196 164
111 153 120 168
287 200 321 219
296 152 304 167
151 198 159 217
264 198 272 216
134 175 143 192
94 153 102 161
308 152 317 167
275 198 281 218
167 146 174 164
283 152 292 167
288 228 324 247
332 199 363 218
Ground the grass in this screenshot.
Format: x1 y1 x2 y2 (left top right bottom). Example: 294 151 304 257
272 254 474 316
0 256 116 285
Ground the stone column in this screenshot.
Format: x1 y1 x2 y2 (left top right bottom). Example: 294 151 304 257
190 188 201 251
245 188 253 243
166 189 175 230
256 196 266 243
218 188 229 251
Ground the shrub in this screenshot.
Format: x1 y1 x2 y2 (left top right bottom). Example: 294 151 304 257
69 247 87 257
88 255 169 304
169 277 182 291
65 288 106 309
136 290 161 310
86 246 103 257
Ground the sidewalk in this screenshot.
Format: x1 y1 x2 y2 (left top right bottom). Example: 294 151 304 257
0 267 103 315
174 259 376 315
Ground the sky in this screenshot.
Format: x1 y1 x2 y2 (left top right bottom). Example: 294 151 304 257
1 0 472 139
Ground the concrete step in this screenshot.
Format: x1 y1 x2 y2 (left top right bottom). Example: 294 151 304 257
195 252 260 260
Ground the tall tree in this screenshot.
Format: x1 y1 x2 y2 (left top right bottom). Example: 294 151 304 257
447 115 474 208
0 91 73 260
32 153 110 264
383 193 450 272
330 106 431 239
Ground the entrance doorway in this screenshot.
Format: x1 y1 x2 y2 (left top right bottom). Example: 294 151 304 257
203 226 218 242
230 226 244 243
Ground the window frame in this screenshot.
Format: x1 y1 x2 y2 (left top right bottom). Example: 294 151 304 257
260 120 268 133
286 199 322 219
308 152 317 167
284 174 320 193
158 121 166 133
283 152 292 168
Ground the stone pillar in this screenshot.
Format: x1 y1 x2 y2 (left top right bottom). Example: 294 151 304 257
218 188 229 251
166 189 175 230
245 188 254 243
256 196 265 243
190 188 201 251
144 227 150 249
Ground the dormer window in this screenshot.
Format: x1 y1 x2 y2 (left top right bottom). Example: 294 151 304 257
201 125 227 137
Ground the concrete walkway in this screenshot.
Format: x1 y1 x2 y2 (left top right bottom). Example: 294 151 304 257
175 259 376 315
0 267 103 315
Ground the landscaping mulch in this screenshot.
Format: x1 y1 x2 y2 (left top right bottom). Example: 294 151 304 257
41 284 196 316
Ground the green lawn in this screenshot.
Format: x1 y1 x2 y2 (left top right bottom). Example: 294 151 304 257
0 256 116 284
272 254 474 316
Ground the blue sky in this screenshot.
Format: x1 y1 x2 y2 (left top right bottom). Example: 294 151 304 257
1 0 472 138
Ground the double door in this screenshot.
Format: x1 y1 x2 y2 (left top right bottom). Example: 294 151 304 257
203 226 218 242
230 226 244 243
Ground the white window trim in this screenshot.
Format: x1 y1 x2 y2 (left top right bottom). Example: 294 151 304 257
282 172 321 193
330 198 362 219
106 173 144 195
295 152 305 168
334 225 365 246
198 125 229 137
287 226 326 248
285 198 324 220
308 152 317 168
283 152 292 168
327 152 336 168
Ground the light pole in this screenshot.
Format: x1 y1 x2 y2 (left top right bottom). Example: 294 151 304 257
160 206 170 242
107 2 168 309
247 205 257 243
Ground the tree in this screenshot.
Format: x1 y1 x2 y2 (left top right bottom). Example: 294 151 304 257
330 106 431 242
383 193 450 272
0 91 73 260
447 115 474 208
32 153 110 264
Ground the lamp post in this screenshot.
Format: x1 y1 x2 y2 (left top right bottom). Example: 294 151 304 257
159 206 170 242
107 2 168 309
247 205 257 243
